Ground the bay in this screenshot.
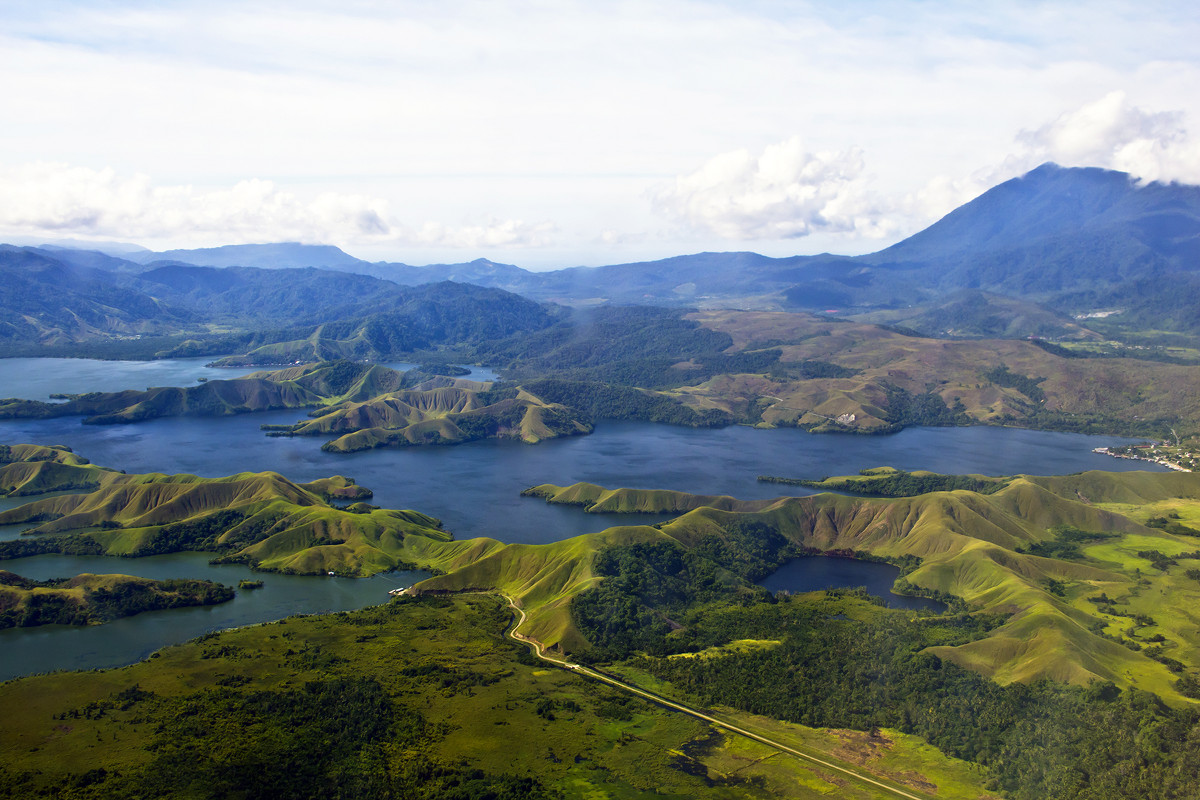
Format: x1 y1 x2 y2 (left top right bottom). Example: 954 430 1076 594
0 552 426 681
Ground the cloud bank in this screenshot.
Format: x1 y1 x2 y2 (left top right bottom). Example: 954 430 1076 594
651 138 897 241
1014 91 1200 185
0 163 554 250
655 94 1200 246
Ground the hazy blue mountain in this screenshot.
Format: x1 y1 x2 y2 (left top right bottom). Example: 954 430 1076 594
859 163 1200 298
131 242 370 270
33 239 150 256
0 244 557 351
28 246 144 273
0 246 192 344
4 163 1198 345
354 257 539 293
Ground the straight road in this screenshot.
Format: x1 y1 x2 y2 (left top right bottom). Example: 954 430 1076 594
499 594 932 800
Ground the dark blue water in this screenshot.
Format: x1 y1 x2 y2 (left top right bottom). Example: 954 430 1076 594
0 357 1164 678
0 414 1160 545
758 557 946 612
0 553 427 680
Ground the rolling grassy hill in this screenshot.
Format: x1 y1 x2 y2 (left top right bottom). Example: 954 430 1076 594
421 470 1200 703
8 440 1200 701
302 380 594 451
0 446 450 577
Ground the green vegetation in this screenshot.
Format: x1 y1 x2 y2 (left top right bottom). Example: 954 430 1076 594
7 452 1200 797
0 360 401 423
474 306 739 389
881 385 971 430
7 294 1200 444
635 592 1200 800
306 381 594 452
0 447 449 577
760 467 1010 497
0 571 234 628
1016 524 1119 560
519 378 734 427
423 471 1200 701
523 482 754 514
0 594 989 799
415 362 472 376
0 363 595 452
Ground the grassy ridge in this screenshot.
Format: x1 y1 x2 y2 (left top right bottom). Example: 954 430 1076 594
0 448 450 577
760 467 1011 497
0 365 594 452
312 382 593 452
0 361 405 424
522 481 766 514
8 440 1200 702
423 470 1200 702
410 526 667 652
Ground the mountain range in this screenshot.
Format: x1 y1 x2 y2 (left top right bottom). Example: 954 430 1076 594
5 162 1200 347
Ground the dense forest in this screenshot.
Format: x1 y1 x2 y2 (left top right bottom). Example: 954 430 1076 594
573 540 1200 799
0 572 234 628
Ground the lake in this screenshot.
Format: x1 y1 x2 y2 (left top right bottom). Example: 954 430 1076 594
0 357 1166 678
758 557 946 612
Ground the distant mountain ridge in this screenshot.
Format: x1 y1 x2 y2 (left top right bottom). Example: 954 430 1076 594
129 242 368 270
3 163 1199 342
0 243 556 351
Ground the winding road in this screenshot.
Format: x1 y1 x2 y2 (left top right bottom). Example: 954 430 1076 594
500 594 932 800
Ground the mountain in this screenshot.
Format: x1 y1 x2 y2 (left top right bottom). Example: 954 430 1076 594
858 163 1200 297
4 163 1199 345
353 257 540 294
0 246 193 345
137 264 410 325
0 245 557 353
437 164 1198 338
33 238 149 256
129 242 370 270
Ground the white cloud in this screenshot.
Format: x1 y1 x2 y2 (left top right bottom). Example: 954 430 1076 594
1011 91 1200 184
651 137 899 241
894 95 1200 231
0 163 554 251
2 3 1199 263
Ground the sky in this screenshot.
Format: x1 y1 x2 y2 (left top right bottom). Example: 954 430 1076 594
1 0 1199 269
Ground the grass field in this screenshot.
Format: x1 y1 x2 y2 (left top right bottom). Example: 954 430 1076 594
0 594 992 799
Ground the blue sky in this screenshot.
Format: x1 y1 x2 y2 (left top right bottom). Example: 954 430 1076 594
1 0 1198 268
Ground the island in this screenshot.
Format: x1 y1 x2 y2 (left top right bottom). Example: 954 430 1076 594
0 571 234 628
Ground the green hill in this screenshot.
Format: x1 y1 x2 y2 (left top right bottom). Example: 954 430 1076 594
0 448 450 577
0 361 404 424
417 470 1200 703
306 382 593 451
